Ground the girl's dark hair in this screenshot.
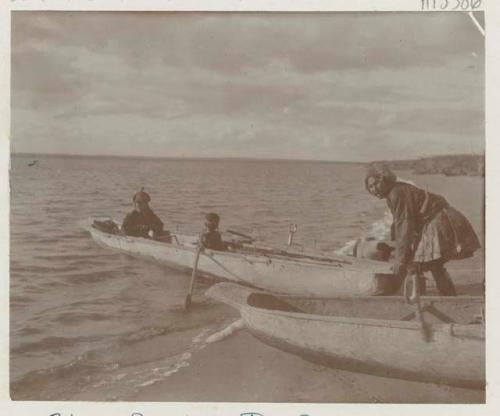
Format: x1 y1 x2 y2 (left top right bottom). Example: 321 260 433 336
205 212 220 224
364 163 396 193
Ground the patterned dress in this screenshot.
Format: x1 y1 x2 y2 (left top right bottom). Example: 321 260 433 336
387 182 481 266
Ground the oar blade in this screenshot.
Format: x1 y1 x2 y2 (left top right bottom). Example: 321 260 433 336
184 242 203 311
184 294 192 311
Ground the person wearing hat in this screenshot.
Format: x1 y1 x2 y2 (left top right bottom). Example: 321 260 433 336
122 188 164 239
200 213 228 251
365 163 481 296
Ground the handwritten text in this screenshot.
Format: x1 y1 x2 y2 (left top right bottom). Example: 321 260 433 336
421 0 482 10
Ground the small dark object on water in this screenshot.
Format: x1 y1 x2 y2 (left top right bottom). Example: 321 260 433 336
28 160 38 167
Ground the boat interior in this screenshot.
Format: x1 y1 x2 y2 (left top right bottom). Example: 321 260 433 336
247 292 484 325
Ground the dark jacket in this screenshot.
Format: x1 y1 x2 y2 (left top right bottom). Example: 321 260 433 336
387 182 448 264
201 230 227 251
122 207 164 238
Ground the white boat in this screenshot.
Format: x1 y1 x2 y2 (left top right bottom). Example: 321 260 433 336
83 217 397 297
207 282 485 389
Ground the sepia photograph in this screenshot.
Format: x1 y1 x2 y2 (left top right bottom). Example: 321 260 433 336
6 3 488 407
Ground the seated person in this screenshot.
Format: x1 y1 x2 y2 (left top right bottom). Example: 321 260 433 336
122 188 165 239
201 213 228 251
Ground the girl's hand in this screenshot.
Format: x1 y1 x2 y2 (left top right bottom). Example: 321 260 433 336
391 261 407 277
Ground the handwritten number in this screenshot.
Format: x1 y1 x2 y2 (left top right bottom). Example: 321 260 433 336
426 0 481 9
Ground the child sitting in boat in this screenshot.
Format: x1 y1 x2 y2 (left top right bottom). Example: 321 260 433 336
201 212 230 251
122 188 168 240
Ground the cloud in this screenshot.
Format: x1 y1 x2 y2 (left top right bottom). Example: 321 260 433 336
11 11 484 161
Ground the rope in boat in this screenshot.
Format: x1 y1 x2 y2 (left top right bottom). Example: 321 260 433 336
237 244 354 265
200 252 247 281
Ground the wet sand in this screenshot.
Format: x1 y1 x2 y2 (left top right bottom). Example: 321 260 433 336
126 330 484 404
66 299 484 403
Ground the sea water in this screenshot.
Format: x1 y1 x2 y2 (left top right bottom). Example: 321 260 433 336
9 154 483 400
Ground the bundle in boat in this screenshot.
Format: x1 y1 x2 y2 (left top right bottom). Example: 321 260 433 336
206 282 485 390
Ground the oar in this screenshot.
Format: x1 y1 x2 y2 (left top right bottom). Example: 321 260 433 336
226 229 255 242
404 273 431 342
184 241 203 311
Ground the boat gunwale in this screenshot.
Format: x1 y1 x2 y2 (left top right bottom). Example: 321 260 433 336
209 283 484 333
242 303 485 333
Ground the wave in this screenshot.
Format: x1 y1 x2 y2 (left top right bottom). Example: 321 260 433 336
10 264 81 274
53 311 111 325
11 335 98 355
335 211 392 255
62 270 123 285
34 252 117 262
10 353 101 400
10 322 217 400
119 323 204 345
14 326 43 336
10 295 35 305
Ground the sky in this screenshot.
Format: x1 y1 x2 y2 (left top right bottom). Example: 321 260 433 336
11 11 484 161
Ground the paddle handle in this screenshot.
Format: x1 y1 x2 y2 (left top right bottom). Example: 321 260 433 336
404 273 431 342
184 243 203 311
287 223 297 247
226 229 255 242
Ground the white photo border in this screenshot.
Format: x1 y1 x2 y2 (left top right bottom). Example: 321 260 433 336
1 1 498 415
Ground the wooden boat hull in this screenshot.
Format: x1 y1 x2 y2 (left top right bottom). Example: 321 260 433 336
84 217 397 297
207 283 485 389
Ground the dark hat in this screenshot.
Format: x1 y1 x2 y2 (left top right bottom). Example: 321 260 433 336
205 212 220 224
133 188 151 203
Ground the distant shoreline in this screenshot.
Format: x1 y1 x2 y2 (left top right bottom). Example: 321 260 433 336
376 154 484 177
11 152 484 174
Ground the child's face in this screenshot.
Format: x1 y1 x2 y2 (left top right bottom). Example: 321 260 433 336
134 201 149 212
205 219 218 231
